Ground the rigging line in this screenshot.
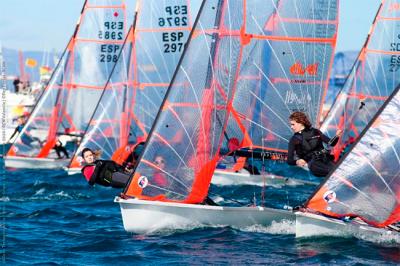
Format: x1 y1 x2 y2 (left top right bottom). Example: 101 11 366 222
243 114 289 143
248 88 292 132
354 150 396 197
144 160 191 189
252 63 291 115
251 15 294 101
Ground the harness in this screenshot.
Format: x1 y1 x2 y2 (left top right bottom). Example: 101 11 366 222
295 128 332 162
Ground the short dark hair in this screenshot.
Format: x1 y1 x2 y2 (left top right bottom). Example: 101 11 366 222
289 111 312 128
81 148 94 158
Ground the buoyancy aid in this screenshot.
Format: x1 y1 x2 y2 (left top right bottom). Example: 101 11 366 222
81 160 126 186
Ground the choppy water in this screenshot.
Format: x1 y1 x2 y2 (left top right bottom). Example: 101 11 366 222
2 160 400 265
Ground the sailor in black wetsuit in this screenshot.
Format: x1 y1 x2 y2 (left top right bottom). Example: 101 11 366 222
81 148 131 189
287 111 342 177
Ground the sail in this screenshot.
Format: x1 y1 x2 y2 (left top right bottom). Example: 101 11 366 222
305 84 400 228
69 0 200 168
123 0 336 203
222 0 338 157
321 0 400 160
7 0 128 160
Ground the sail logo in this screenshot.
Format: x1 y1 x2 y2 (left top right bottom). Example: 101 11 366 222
138 176 148 188
388 3 400 12
323 190 336 203
285 90 312 106
289 61 318 76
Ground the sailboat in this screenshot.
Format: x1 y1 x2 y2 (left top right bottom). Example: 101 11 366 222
5 0 128 169
211 0 339 185
321 0 400 161
0 43 36 155
66 0 201 175
295 83 400 240
115 0 306 234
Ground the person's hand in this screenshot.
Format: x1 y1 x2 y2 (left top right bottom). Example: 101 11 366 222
296 159 307 167
336 129 343 137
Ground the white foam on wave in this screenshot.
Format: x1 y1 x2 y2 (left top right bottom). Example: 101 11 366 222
239 219 296 235
34 188 46 196
354 230 400 245
0 196 10 202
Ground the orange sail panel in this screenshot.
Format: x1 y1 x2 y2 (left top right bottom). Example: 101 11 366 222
305 84 400 228
7 0 128 161
69 0 199 168
321 0 400 160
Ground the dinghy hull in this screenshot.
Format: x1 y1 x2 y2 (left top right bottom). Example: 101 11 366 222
295 212 399 239
116 197 295 234
5 156 70 169
212 169 317 187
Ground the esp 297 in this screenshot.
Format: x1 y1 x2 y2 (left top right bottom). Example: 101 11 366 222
162 32 185 53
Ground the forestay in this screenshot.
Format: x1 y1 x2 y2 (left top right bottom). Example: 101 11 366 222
305 84 400 228
321 0 400 160
7 0 127 160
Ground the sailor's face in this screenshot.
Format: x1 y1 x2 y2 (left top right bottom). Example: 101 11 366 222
154 156 165 169
83 151 94 164
290 120 304 133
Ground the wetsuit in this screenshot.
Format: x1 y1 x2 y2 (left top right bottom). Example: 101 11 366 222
53 145 69 159
81 160 131 188
287 127 338 177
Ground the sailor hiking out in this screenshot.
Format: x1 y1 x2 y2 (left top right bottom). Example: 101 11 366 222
287 111 342 177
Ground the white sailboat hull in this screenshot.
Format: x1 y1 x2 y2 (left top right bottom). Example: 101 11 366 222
5 156 70 169
295 212 399 239
212 169 317 186
116 197 295 234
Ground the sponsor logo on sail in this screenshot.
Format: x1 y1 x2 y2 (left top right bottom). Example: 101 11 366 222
323 190 336 203
289 61 318 76
138 176 148 188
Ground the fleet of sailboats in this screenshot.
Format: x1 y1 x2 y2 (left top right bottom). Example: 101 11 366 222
5 0 128 169
2 0 399 240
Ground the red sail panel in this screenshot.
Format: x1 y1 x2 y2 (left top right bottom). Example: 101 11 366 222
306 84 400 228
321 0 400 160
7 0 127 161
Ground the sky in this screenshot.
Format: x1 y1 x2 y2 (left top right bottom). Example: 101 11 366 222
0 0 382 53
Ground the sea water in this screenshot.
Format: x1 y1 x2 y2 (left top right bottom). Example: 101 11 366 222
2 159 400 265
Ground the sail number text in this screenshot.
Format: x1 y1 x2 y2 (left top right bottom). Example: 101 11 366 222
159 5 188 53
99 21 124 63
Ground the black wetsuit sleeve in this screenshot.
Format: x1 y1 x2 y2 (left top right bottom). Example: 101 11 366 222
318 129 339 146
287 137 297 165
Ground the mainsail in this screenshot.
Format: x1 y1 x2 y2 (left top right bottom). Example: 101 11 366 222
304 84 400 228
123 0 337 203
225 0 338 156
321 0 400 160
6 0 127 162
69 0 199 169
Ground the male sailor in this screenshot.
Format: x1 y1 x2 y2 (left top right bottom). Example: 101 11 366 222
287 111 342 177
